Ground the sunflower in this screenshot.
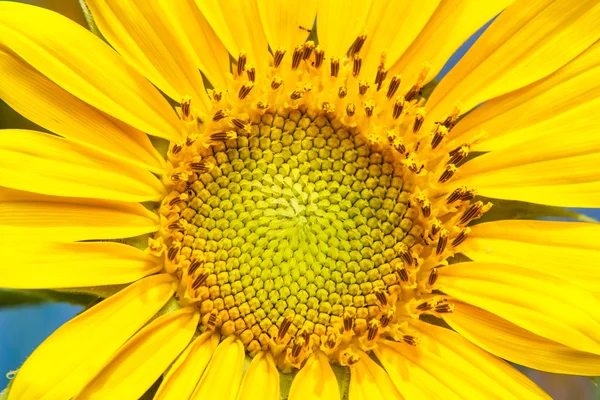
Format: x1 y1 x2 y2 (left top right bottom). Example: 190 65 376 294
1 0 600 399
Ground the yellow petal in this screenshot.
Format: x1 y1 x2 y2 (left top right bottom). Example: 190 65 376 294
428 0 600 120
190 336 245 400
154 332 220 400
0 2 182 141
361 0 440 78
0 129 165 202
0 48 164 173
444 301 600 376
86 0 210 111
349 351 404 400
288 351 340 400
0 241 160 289
436 262 600 355
8 274 176 400
257 0 318 59
0 188 159 241
316 0 373 58
463 220 600 296
454 138 600 207
375 321 550 400
198 0 270 70
450 40 600 152
77 308 199 400
235 352 280 400
169 0 230 90
390 0 513 95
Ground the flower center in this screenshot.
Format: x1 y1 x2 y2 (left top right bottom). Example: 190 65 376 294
150 39 492 369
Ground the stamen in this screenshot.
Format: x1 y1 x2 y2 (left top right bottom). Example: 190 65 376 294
302 41 315 60
448 144 469 165
436 230 449 255
231 118 249 130
459 201 490 225
358 80 370 96
171 144 182 155
343 313 355 332
413 110 425 133
396 266 409 282
292 44 303 70
278 317 292 340
213 109 230 122
238 82 254 99
431 125 448 149
364 101 374 117
405 85 420 102
237 52 247 76
346 103 356 117
271 76 283 90
246 66 256 82
190 160 213 173
273 47 286 68
167 245 179 261
181 97 193 121
210 131 237 141
188 259 203 275
434 303 454 313
375 64 388 91
446 187 465 204
403 335 419 346
367 319 380 341
350 34 367 56
330 57 340 77
352 54 362 77
460 189 477 201
314 46 324 68
438 164 457 183
386 75 401 99
428 268 438 286
338 85 348 99
290 89 304 100
392 98 405 119
452 228 471 247
192 271 209 289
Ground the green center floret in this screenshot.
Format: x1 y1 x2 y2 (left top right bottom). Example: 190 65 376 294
177 108 417 348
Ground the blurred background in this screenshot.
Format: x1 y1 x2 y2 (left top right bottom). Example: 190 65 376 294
0 1 598 398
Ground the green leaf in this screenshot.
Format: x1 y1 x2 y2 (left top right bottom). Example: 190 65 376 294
0 289 98 308
472 196 596 225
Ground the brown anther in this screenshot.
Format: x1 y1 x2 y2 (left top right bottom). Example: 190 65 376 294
431 125 448 149
428 268 439 286
170 174 181 182
212 109 229 121
393 139 406 154
397 266 409 282
392 97 405 119
185 136 196 146
190 160 212 173
325 334 337 349
255 101 269 110
168 196 185 207
188 259 203 275
246 66 256 82
380 310 394 327
346 103 356 117
436 229 449 255
364 101 374 117
238 82 254 99
343 314 355 332
191 271 209 289
413 113 425 133
206 310 220 330
459 201 483 225
338 85 348 99
232 118 249 130
237 52 247 76
167 222 181 231
375 290 388 306
421 201 431 218
273 47 286 68
350 34 367 56
460 189 477 201
352 54 362 77
446 187 465 204
314 46 325 68
434 303 454 313
405 84 421 102
292 44 303 70
375 64 387 91
438 164 457 183
403 335 419 346
416 301 432 311
291 337 306 358
180 97 193 121
271 76 283 90
430 219 442 236
367 319 380 341
278 317 292 340
448 144 469 165
302 41 315 60
321 102 335 114
400 249 414 266
386 75 401 99
211 89 222 102
167 245 179 261
290 89 304 100
358 80 370 96
171 144 182 155
452 228 471 247
330 57 340 77
210 131 236 141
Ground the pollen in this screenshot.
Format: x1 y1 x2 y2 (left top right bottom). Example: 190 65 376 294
150 35 492 369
